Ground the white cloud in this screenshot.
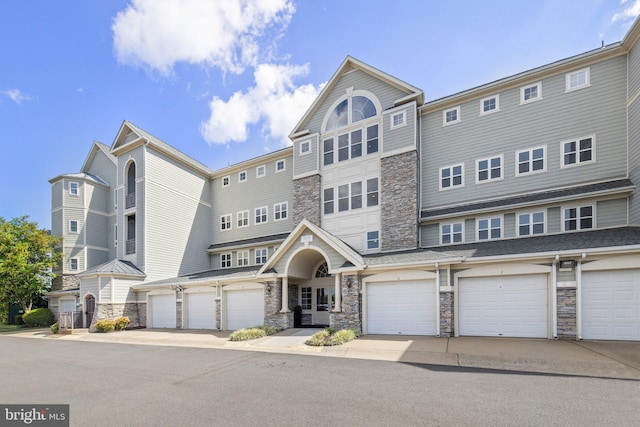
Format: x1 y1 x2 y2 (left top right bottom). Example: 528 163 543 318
112 0 295 75
612 0 640 22
200 63 323 145
2 89 31 105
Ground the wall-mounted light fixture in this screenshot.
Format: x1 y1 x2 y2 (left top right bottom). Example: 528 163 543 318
346 278 352 288
559 260 576 271
266 284 272 293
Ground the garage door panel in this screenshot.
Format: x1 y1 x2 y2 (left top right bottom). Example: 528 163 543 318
367 281 436 336
186 292 216 329
459 274 548 338
150 294 176 329
226 289 264 331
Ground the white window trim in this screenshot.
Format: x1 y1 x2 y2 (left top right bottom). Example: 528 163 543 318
562 205 595 232
276 159 286 173
366 230 380 250
442 106 461 126
69 182 79 196
220 252 232 268
70 258 79 271
69 220 79 234
520 82 542 104
255 247 268 264
565 67 591 92
220 214 232 231
515 145 547 177
476 215 503 241
222 176 230 187
300 140 311 156
274 202 288 222
255 206 268 225
516 210 547 237
560 134 596 169
114 224 118 247
390 111 406 129
256 165 266 178
237 250 249 267
440 222 464 245
238 171 247 183
479 95 499 116
439 163 465 191
237 210 249 228
475 154 504 184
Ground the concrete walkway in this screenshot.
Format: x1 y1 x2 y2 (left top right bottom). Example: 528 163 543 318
4 328 640 380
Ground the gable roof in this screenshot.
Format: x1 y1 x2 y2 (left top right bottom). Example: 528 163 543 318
289 56 424 139
257 219 364 275
81 140 117 173
77 259 146 278
110 120 212 176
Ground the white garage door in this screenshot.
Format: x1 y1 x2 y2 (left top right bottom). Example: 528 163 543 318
367 281 437 335
459 274 548 338
582 270 640 341
226 289 264 330
186 292 216 329
149 294 176 329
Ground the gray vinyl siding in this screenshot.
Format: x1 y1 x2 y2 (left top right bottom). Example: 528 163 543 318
86 150 116 187
421 55 628 210
86 184 108 213
629 88 640 224
630 44 640 99
51 182 62 209
211 154 294 245
144 147 212 281
51 210 62 238
547 207 561 234
465 218 475 243
87 248 109 270
99 277 111 302
382 102 417 154
422 223 440 246
85 211 108 247
293 134 319 178
64 209 85 245
503 213 515 239
81 278 99 302
596 198 628 228
66 247 84 273
304 69 409 134
63 180 84 209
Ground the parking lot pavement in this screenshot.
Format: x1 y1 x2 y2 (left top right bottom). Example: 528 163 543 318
4 327 640 379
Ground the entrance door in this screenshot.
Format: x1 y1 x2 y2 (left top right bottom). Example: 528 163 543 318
85 295 95 328
314 287 334 326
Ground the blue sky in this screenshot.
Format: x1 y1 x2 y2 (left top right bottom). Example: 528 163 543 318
1 0 639 229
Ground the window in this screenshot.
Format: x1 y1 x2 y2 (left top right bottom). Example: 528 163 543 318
564 206 594 231
220 214 231 231
390 111 406 129
480 95 499 115
338 184 350 212
323 139 334 166
366 125 379 154
237 250 249 267
367 178 379 207
300 140 311 155
566 67 590 92
114 224 118 247
316 262 330 277
222 176 230 187
301 287 312 310
521 82 542 104
255 248 267 264
69 182 79 196
325 94 377 132
255 206 267 224
256 165 266 177
70 258 78 271
238 171 247 182
220 253 231 268
441 222 463 244
518 212 545 236
478 217 502 241
517 147 545 175
443 106 460 125
323 188 334 215
476 155 502 183
274 202 288 221
367 231 380 250
69 220 79 234
562 136 594 167
440 164 464 190
276 159 286 172
237 210 249 228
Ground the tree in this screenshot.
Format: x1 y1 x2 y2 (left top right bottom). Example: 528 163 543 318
0 216 61 313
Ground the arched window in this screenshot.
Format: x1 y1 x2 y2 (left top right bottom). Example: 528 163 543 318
125 162 136 209
324 95 377 132
315 262 330 277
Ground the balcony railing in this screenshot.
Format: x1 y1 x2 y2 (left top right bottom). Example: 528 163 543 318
125 193 136 209
126 239 136 255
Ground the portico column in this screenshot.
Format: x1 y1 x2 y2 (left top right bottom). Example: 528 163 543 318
334 273 341 311
280 276 289 312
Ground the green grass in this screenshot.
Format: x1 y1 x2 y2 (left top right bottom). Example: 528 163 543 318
0 324 26 333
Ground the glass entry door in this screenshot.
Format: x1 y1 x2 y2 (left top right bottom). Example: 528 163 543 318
314 287 335 326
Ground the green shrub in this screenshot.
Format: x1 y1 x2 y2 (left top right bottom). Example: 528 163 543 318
50 323 58 334
114 316 130 331
306 327 361 346
22 308 54 327
14 314 24 325
94 319 116 333
229 325 282 341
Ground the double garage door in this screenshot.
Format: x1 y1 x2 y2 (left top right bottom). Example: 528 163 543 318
367 281 437 335
458 274 548 338
582 269 640 341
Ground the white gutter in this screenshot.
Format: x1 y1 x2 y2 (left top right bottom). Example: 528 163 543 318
552 255 559 339
435 263 440 337
576 253 586 340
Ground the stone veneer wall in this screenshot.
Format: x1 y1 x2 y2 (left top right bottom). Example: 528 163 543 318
331 274 362 331
264 279 293 329
380 151 418 251
439 292 454 337
557 288 576 339
90 302 146 331
293 174 321 226
176 297 183 329
215 298 221 330
51 275 80 292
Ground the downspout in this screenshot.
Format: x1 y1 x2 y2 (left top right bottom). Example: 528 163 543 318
435 262 440 337
417 111 423 248
576 253 586 341
552 254 559 339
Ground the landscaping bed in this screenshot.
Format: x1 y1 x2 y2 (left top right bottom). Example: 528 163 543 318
305 327 361 346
